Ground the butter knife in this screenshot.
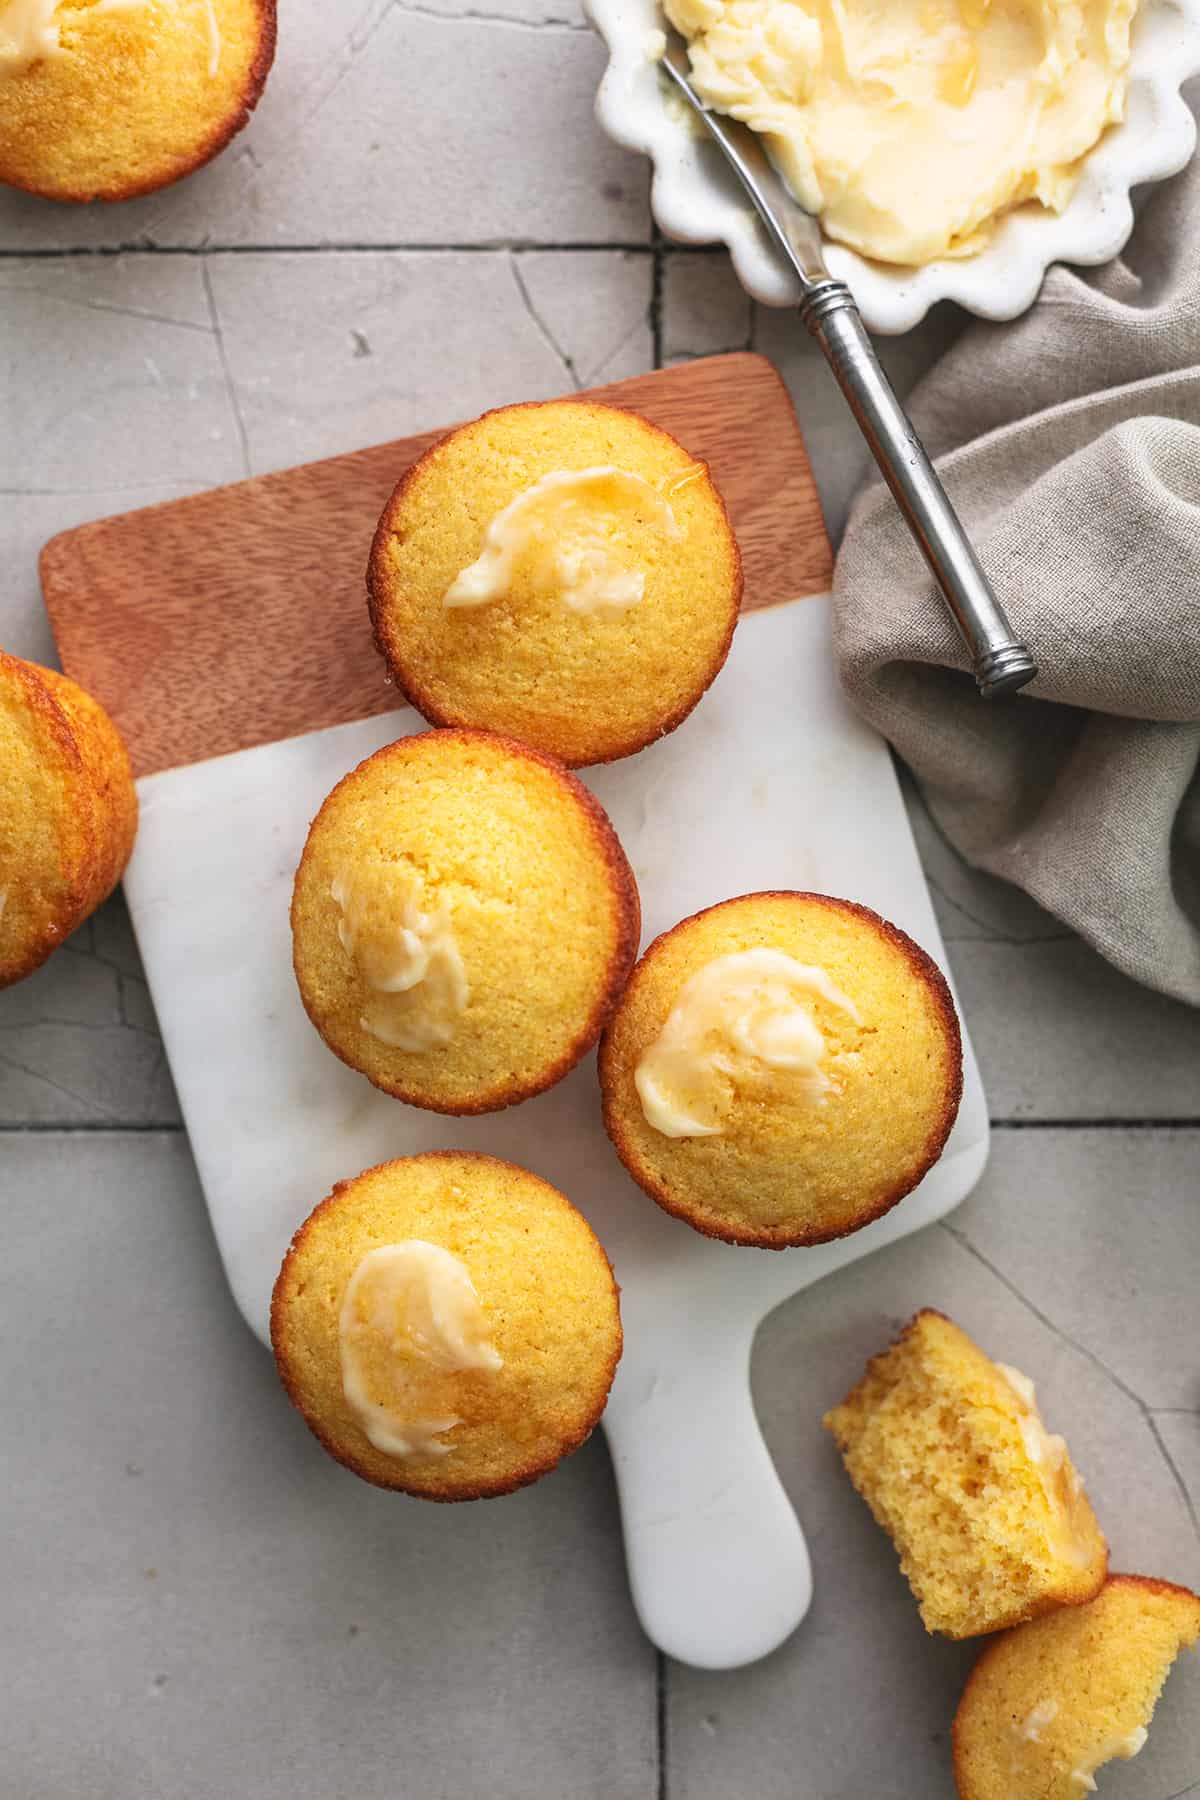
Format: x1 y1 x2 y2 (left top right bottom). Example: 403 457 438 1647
660 31 1036 698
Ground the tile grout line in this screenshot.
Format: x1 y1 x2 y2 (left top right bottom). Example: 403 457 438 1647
990 1118 1200 1131
649 227 665 370
0 1117 1196 1135
0 1121 187 1134
0 240 679 260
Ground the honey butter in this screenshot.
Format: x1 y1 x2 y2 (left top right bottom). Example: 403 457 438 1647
443 465 683 615
635 947 860 1138
664 0 1138 265
1017 1698 1060 1743
339 1241 503 1458
1069 1726 1149 1791
996 1361 1074 1479
997 1361 1098 1569
1 0 67 71
331 865 468 1052
0 0 221 80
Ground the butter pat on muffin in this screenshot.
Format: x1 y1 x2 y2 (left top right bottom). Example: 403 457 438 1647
0 649 137 988
291 727 640 1113
271 1152 623 1499
598 891 962 1247
367 400 742 766
824 1311 1108 1639
0 0 275 203
339 1240 503 1458
953 1575 1200 1799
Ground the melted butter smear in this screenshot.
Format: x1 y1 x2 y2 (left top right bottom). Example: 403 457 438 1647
331 865 468 1053
339 1242 503 1459
996 1361 1096 1570
1 0 221 80
442 465 689 616
636 947 861 1138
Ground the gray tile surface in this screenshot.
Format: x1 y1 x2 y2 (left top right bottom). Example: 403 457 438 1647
0 1133 656 1800
0 906 179 1126
669 1130 1200 1800
0 1 648 251
203 247 654 472
1 11 1198 1792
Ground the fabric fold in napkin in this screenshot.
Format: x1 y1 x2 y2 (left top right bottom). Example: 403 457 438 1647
833 139 1200 1007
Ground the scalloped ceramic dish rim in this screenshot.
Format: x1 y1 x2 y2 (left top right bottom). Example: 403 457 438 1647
589 0 1200 332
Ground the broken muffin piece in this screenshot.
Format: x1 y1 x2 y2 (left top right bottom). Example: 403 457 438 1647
952 1573 1200 1799
823 1309 1107 1637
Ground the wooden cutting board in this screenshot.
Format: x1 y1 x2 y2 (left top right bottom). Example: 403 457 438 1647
37 351 988 1673
40 352 833 776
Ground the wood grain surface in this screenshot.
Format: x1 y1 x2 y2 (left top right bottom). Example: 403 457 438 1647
40 352 832 778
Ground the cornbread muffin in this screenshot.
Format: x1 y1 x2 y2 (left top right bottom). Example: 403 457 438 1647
0 0 275 203
291 727 639 1114
598 891 961 1247
824 1311 1108 1639
271 1152 623 1500
367 400 742 767
953 1575 1200 1799
0 649 137 988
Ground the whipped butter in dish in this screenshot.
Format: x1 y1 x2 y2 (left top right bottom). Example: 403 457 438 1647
664 0 1139 264
339 1241 503 1458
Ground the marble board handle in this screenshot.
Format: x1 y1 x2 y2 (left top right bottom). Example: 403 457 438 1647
602 1320 812 1669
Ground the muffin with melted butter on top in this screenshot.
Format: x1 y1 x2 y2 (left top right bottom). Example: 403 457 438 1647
271 1151 623 1500
367 399 742 767
291 727 640 1114
599 890 962 1247
0 0 275 202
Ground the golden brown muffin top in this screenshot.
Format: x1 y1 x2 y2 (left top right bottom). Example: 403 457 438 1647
368 400 742 766
0 0 275 202
291 727 639 1114
599 891 962 1247
271 1152 623 1500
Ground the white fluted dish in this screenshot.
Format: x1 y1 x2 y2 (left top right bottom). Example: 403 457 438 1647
589 0 1200 332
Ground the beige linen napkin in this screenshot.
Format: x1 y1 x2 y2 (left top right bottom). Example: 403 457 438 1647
833 145 1200 1006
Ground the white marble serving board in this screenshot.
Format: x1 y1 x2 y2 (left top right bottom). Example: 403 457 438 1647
123 593 988 1672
